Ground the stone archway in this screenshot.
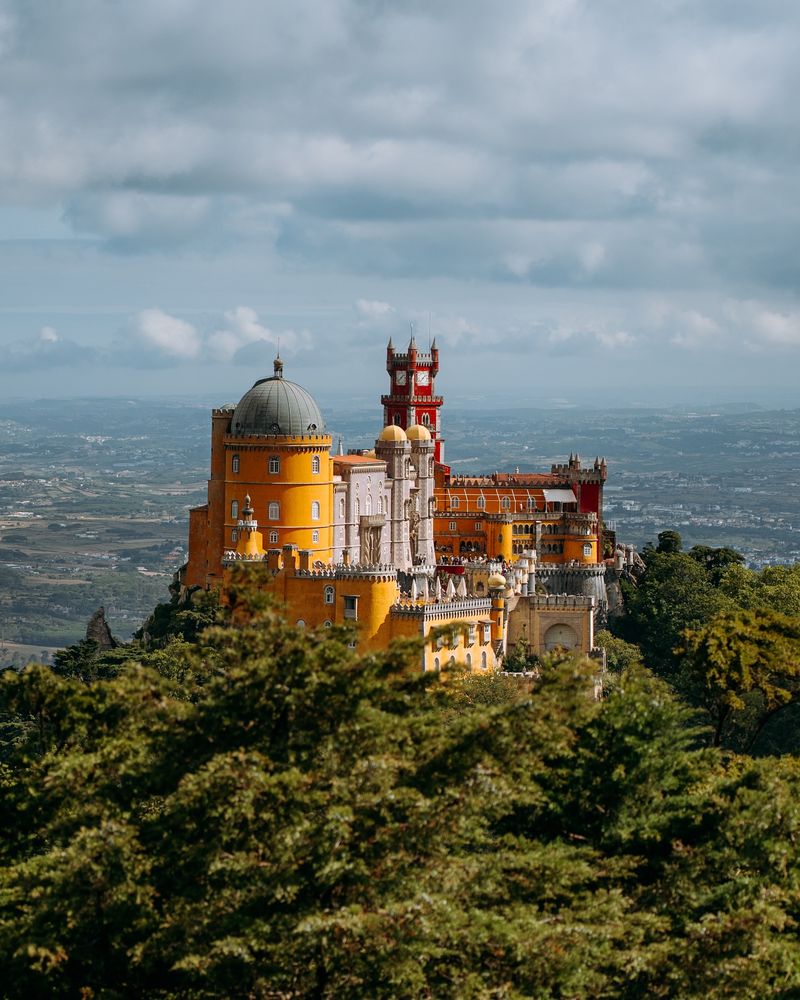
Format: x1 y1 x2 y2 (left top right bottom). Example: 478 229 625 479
544 622 578 651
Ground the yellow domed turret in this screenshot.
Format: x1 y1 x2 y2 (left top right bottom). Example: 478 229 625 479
379 424 407 442
487 572 506 589
406 423 432 441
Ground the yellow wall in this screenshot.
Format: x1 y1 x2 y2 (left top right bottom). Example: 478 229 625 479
223 435 334 560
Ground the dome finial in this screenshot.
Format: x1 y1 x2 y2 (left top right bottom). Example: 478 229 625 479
273 355 284 378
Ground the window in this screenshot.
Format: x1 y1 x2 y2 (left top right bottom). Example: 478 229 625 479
433 657 440 672
527 497 536 512
393 414 401 425
355 498 360 517
231 454 240 474
231 500 239 519
476 495 486 510
323 620 332 628
451 496 459 509
231 528 238 543
379 495 385 515
344 595 358 620
269 456 280 474
296 619 305 629
311 455 320 475
468 624 476 645
583 543 592 557
421 412 430 427
482 624 491 644
365 495 372 515
311 501 320 521
268 502 280 520
501 496 511 510
312 529 319 543
449 521 457 531
269 530 278 544
324 585 335 605
465 652 472 669
475 521 483 531
481 651 487 669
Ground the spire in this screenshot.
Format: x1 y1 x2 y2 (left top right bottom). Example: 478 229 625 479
431 336 437 350
387 336 393 349
273 355 284 378
337 436 344 456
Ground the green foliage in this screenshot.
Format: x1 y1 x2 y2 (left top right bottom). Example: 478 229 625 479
688 545 745 585
719 562 800 617
616 551 732 678
678 609 800 752
136 588 221 647
594 629 643 673
3 591 800 996
656 529 683 554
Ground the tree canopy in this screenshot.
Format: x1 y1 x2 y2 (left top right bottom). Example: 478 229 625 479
4 587 800 997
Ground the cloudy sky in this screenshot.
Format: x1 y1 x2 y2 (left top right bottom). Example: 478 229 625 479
1 0 798 407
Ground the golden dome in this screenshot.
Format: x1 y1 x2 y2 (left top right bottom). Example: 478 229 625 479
487 572 506 589
378 424 407 442
406 423 432 441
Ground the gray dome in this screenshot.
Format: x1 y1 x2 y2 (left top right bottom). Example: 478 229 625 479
230 361 325 437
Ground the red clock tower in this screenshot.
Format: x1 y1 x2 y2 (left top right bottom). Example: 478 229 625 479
381 335 445 462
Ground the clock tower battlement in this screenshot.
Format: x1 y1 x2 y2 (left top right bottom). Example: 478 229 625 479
381 335 445 462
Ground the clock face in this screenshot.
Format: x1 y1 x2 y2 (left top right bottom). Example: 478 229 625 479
416 371 430 386
395 371 407 386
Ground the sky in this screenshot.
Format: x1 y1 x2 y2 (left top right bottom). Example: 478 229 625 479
0 0 799 409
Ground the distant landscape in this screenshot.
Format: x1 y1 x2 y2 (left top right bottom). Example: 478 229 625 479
2 395 799 659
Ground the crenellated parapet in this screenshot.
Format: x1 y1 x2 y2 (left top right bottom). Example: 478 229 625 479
391 597 492 619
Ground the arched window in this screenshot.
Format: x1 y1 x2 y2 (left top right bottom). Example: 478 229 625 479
501 496 511 511
231 528 238 543
339 497 345 519
465 652 472 669
365 495 372 515
231 454 240 474
269 530 278 544
295 619 306 629
269 456 280 474
434 657 440 672
268 502 280 520
323 620 332 628
324 586 335 605
421 412 430 427
311 501 320 521
428 457 435 477
527 497 536 512
231 500 239 519
312 529 319 543
477 495 486 510
451 496 460 509
481 651 487 669
311 455 320 475
379 495 385 515
354 498 360 517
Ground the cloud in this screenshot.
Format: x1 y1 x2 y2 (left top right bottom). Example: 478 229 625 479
208 306 310 362
0 0 796 294
134 309 202 360
355 299 394 322
0 326 95 372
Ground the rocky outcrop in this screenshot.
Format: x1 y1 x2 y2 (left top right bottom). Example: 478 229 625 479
85 607 118 650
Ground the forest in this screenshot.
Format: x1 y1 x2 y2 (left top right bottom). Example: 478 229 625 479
3 545 800 997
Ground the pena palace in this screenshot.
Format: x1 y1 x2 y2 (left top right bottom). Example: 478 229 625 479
181 338 622 672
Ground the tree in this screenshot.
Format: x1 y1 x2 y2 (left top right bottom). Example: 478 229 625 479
656 529 682 554
615 551 731 679
3 587 800 997
677 608 800 751
688 545 745 585
594 629 643 673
